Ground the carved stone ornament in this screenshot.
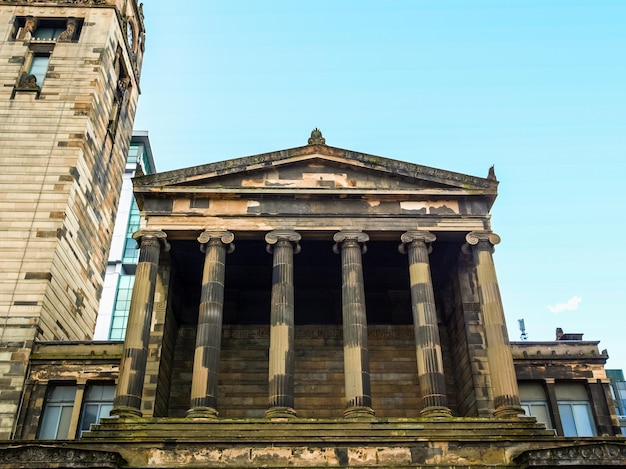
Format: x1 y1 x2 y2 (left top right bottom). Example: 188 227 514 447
333 230 369 254
465 230 501 246
17 72 38 90
16 16 36 41
308 128 326 145
132 229 170 251
514 443 626 467
265 229 301 254
398 230 436 254
198 230 235 253
57 17 77 42
0 445 124 469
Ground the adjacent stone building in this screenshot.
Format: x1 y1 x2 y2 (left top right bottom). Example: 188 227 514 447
0 0 144 440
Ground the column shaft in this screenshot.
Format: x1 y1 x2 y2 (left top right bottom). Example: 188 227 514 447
112 230 168 418
187 231 234 418
400 231 451 417
265 230 301 418
334 231 374 418
465 231 523 418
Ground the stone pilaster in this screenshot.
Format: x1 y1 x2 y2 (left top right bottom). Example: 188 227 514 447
333 231 374 418
187 231 234 419
111 230 169 418
265 229 301 418
464 231 523 418
399 231 451 417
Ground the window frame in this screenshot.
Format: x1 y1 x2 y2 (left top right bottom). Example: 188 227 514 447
37 384 77 440
77 383 115 437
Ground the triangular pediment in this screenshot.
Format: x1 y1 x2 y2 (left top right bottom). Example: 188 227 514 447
135 144 497 201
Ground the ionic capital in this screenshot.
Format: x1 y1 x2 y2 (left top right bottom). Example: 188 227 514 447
132 229 170 251
333 230 369 254
398 230 435 254
265 229 301 254
198 230 235 253
465 231 501 247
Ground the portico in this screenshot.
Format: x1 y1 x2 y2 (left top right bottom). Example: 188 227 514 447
113 131 521 421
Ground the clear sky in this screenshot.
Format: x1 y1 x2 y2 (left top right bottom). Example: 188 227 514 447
134 1 626 371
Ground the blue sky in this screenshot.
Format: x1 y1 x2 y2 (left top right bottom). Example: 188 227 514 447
134 1 626 371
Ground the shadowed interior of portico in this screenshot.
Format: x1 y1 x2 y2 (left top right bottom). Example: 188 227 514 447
157 236 468 419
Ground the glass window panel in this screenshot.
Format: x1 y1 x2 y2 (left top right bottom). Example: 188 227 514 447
29 56 49 86
99 404 113 420
79 404 99 432
56 405 73 439
572 403 596 436
558 404 577 437
33 27 64 40
558 402 596 437
529 403 552 429
38 406 61 439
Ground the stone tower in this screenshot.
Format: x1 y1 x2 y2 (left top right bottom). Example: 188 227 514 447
0 0 145 438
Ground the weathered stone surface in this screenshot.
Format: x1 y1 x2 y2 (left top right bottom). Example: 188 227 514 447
0 0 144 438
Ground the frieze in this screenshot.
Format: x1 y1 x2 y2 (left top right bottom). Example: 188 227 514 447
514 443 626 466
221 325 414 340
0 445 123 468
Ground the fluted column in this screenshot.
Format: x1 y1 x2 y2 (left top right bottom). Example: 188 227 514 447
333 230 374 418
464 231 523 418
265 229 301 418
399 231 451 417
111 230 169 418
187 230 234 418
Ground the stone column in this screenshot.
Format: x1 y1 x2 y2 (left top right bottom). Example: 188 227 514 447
399 231 451 417
333 230 374 418
464 231 523 418
187 231 234 418
112 230 169 418
265 229 301 418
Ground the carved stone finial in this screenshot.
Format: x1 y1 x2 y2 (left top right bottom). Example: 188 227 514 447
308 128 326 145
487 165 496 180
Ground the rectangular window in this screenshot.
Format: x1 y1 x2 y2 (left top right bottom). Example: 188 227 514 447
558 402 596 437
38 385 76 439
28 55 49 87
519 382 553 429
555 382 597 437
78 384 115 437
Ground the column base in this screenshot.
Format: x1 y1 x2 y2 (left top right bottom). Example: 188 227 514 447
265 406 297 419
493 405 525 419
420 406 453 418
343 406 375 419
186 406 219 419
109 405 142 419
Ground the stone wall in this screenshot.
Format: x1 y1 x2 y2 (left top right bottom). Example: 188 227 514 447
167 325 423 419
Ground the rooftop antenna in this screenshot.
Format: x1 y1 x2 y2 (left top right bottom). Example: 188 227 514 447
518 319 528 341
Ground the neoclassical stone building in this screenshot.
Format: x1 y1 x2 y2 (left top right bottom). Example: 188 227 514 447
6 130 623 468
0 131 624 467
